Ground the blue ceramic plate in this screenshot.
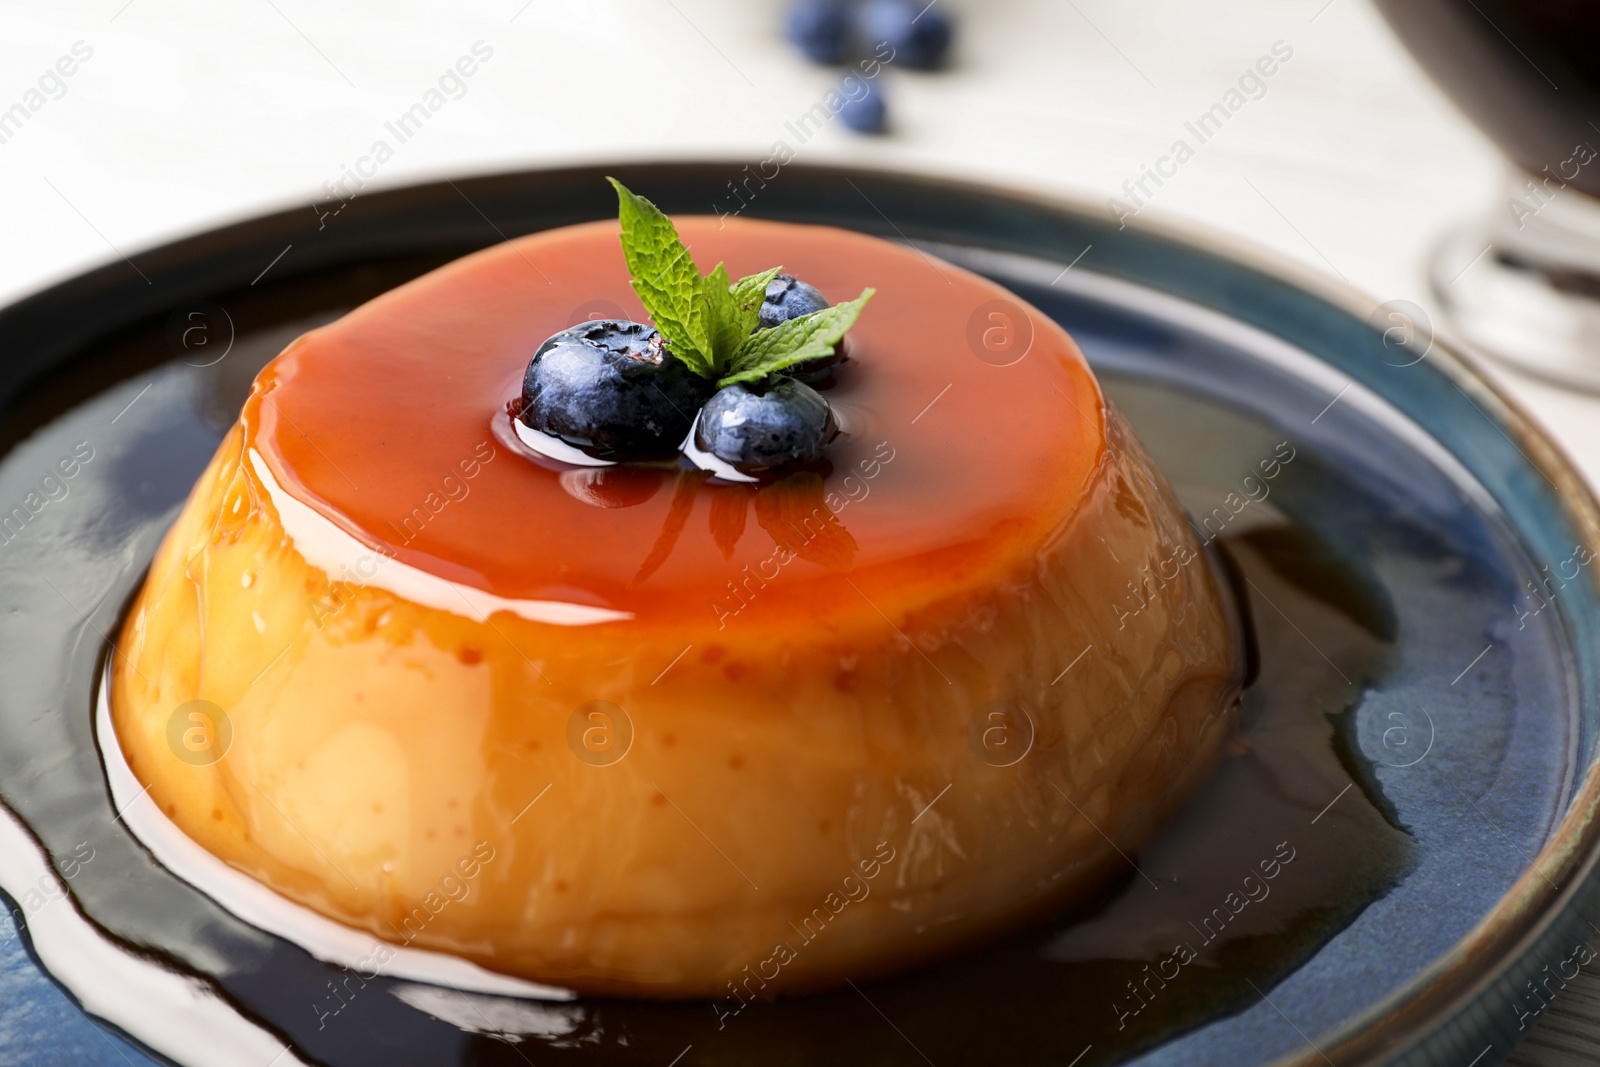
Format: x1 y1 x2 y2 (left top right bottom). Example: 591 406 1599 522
1 164 1597 1067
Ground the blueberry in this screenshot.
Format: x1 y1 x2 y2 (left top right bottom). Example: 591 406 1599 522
521 320 714 462
759 274 831 329
784 0 851 65
759 274 848 384
838 77 888 133
696 378 839 474
859 0 952 70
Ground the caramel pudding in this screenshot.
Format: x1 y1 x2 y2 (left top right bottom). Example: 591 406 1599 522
110 212 1244 997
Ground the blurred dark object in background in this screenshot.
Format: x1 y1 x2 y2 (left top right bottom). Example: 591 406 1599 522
1376 0 1600 199
1375 0 1600 390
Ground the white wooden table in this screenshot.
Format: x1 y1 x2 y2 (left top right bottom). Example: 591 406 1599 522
0 0 1596 1061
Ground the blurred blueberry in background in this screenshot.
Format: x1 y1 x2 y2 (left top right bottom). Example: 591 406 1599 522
784 0 851 65
859 0 953 70
838 76 887 133
782 0 956 135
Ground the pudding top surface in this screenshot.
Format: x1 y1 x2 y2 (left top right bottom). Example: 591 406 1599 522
247 217 1104 629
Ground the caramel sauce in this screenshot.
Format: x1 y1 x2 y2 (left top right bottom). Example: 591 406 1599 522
249 218 1103 630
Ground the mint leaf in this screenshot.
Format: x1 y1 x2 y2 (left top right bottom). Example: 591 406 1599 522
705 264 785 373
719 289 874 387
730 266 782 338
702 262 742 373
608 177 713 376
606 179 873 387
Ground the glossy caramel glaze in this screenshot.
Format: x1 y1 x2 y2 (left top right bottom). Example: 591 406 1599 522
111 218 1244 997
255 219 1104 630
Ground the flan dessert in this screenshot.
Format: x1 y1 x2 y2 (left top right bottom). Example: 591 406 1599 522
110 182 1244 998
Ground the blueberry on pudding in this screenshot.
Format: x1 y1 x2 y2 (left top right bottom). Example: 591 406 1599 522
758 273 849 384
759 273 830 327
696 377 839 474
519 319 712 461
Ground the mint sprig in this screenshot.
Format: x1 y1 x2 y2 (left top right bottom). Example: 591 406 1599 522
608 178 872 387
718 291 874 385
